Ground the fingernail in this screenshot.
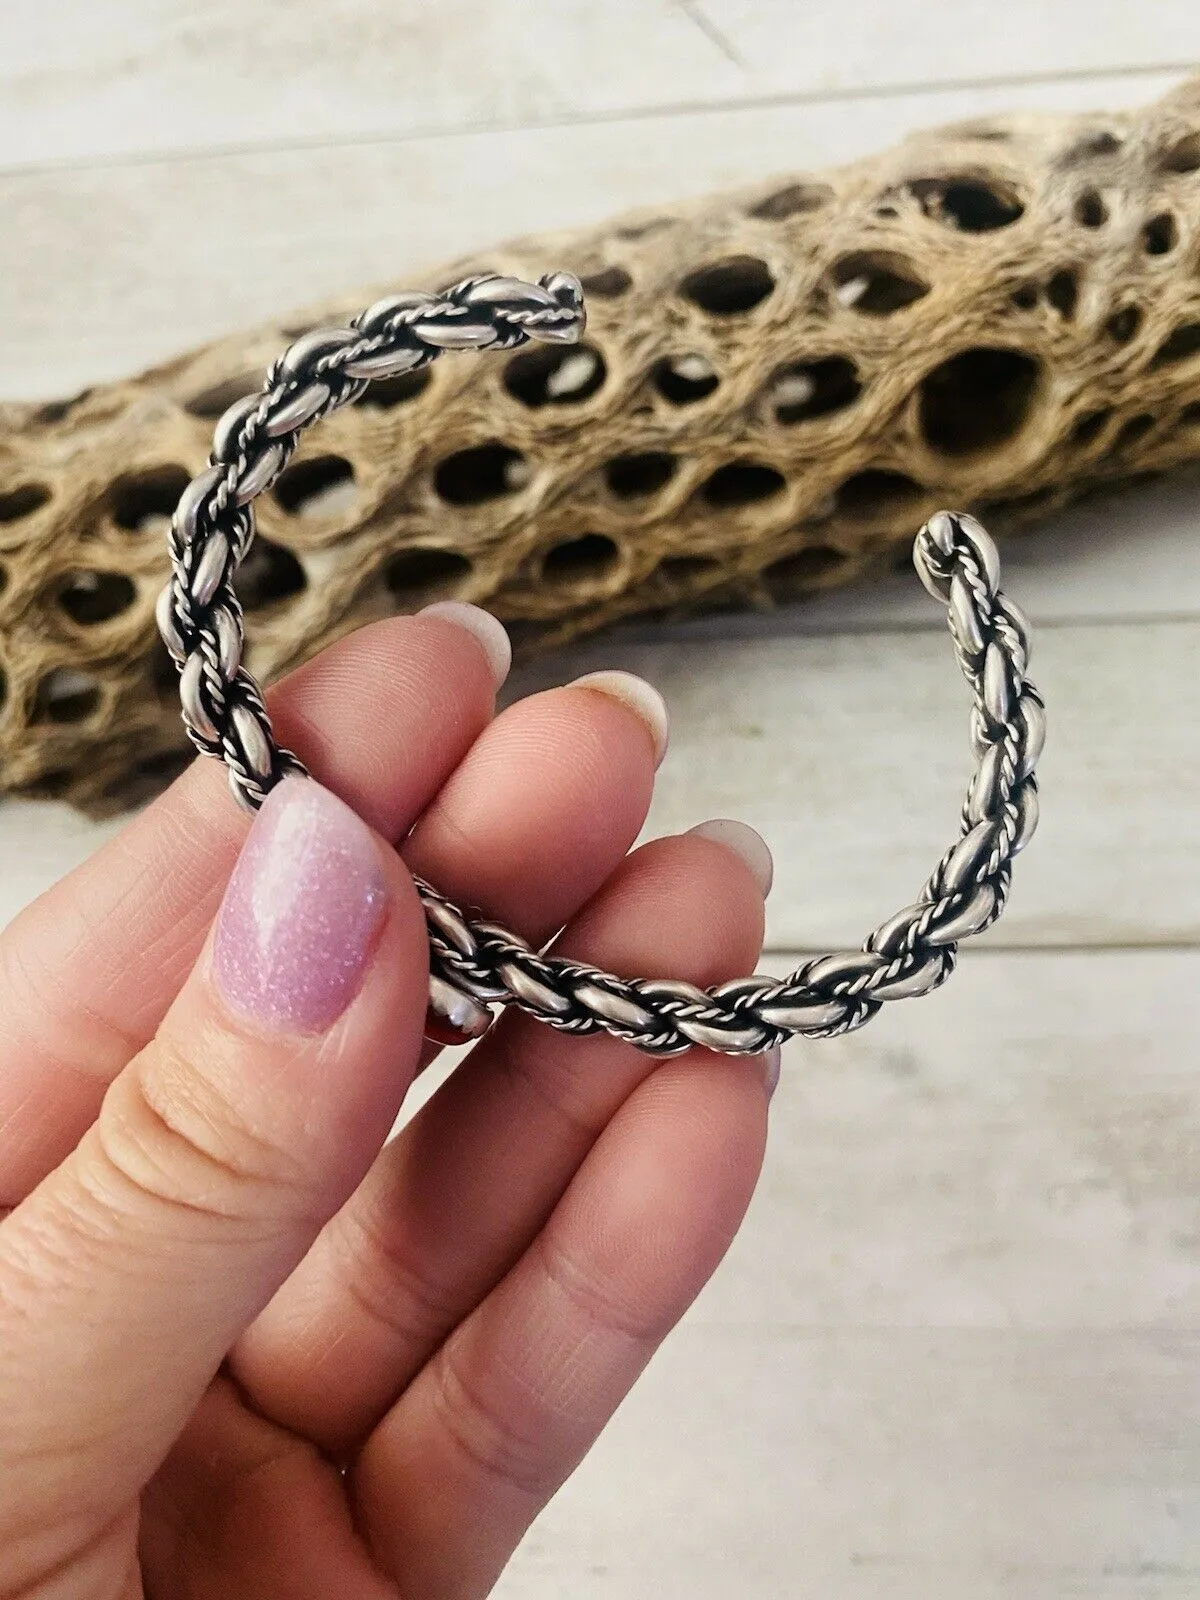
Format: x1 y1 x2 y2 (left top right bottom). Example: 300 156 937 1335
687 817 774 897
419 600 512 688
760 1043 782 1101
571 670 670 767
212 777 387 1035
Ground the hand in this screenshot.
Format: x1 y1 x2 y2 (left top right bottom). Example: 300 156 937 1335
0 603 776 1600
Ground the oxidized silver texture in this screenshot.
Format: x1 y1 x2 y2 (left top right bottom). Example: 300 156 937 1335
161 271 1044 1058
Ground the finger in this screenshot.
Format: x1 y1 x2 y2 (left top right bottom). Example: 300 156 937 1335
0 779 426 1575
232 819 770 1453
403 669 668 949
353 1030 772 1596
0 602 507 1202
401 671 667 1086
140 1378 400 1600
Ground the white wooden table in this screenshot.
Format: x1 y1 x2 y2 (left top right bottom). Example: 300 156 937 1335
3 6 1199 1593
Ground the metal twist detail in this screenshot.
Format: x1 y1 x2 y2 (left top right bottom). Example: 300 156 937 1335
161 272 1044 1058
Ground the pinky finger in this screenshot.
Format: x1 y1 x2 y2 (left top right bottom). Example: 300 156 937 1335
349 1039 775 1598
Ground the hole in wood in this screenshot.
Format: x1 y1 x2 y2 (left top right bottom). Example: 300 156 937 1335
765 545 847 589
1063 129 1123 161
35 391 90 424
113 748 194 807
701 461 786 508
769 356 862 423
34 667 101 724
273 455 356 518
615 216 673 241
919 348 1041 456
504 618 562 653
748 183 833 220
504 343 607 408
150 638 180 703
679 256 775 315
1114 413 1155 450
1074 188 1108 228
110 465 191 532
907 175 1024 231
605 452 677 499
435 443 529 504
541 533 620 586
12 768 74 801
832 252 929 315
384 546 472 605
58 570 136 625
186 373 262 419
1105 305 1142 343
651 353 720 405
1182 401 1200 426
836 470 924 520
1046 269 1079 319
355 368 432 410
1143 212 1178 255
1150 322 1200 367
1159 133 1200 174
1070 408 1112 446
233 536 306 610
0 482 51 523
578 266 632 297
1010 283 1039 310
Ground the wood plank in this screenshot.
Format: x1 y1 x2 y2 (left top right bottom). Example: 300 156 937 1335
699 0 1200 102
2 1 1196 170
702 949 1200 1331
497 948 1200 1597
0 69 1186 399
3 614 1196 944
506 617 1200 952
505 1328 1200 1597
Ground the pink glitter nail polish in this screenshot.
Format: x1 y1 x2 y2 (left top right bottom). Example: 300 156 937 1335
212 777 386 1035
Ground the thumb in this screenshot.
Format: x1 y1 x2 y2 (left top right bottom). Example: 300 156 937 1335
0 778 427 1558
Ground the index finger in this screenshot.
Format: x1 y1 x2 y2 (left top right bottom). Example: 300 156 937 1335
0 605 505 1200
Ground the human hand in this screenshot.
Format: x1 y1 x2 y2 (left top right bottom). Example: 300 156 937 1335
0 603 776 1599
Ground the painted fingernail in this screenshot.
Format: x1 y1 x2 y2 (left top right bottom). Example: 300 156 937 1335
760 1043 782 1101
688 817 774 897
419 600 512 688
212 777 387 1035
571 670 670 767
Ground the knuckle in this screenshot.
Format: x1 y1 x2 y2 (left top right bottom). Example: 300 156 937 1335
430 1345 550 1501
331 1199 462 1350
536 1228 667 1345
490 1026 611 1143
0 918 140 1087
94 1036 315 1228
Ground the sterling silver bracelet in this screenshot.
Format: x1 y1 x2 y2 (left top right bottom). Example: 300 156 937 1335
159 272 1044 1057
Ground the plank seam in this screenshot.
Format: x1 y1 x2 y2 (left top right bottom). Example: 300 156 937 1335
0 62 1190 180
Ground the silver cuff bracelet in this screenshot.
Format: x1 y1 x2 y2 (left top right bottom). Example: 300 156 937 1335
158 272 1044 1058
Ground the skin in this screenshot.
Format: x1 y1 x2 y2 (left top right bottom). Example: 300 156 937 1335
0 609 772 1600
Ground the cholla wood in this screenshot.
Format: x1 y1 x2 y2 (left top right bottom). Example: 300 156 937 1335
2 78 1199 814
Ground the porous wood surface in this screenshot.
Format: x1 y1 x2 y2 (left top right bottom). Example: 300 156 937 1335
2 10 1200 1596
2 74 1200 811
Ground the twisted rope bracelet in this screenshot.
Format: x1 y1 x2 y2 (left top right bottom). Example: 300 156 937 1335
159 271 1045 1058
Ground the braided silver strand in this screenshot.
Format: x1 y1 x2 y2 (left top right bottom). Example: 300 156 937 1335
160 271 1045 1057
